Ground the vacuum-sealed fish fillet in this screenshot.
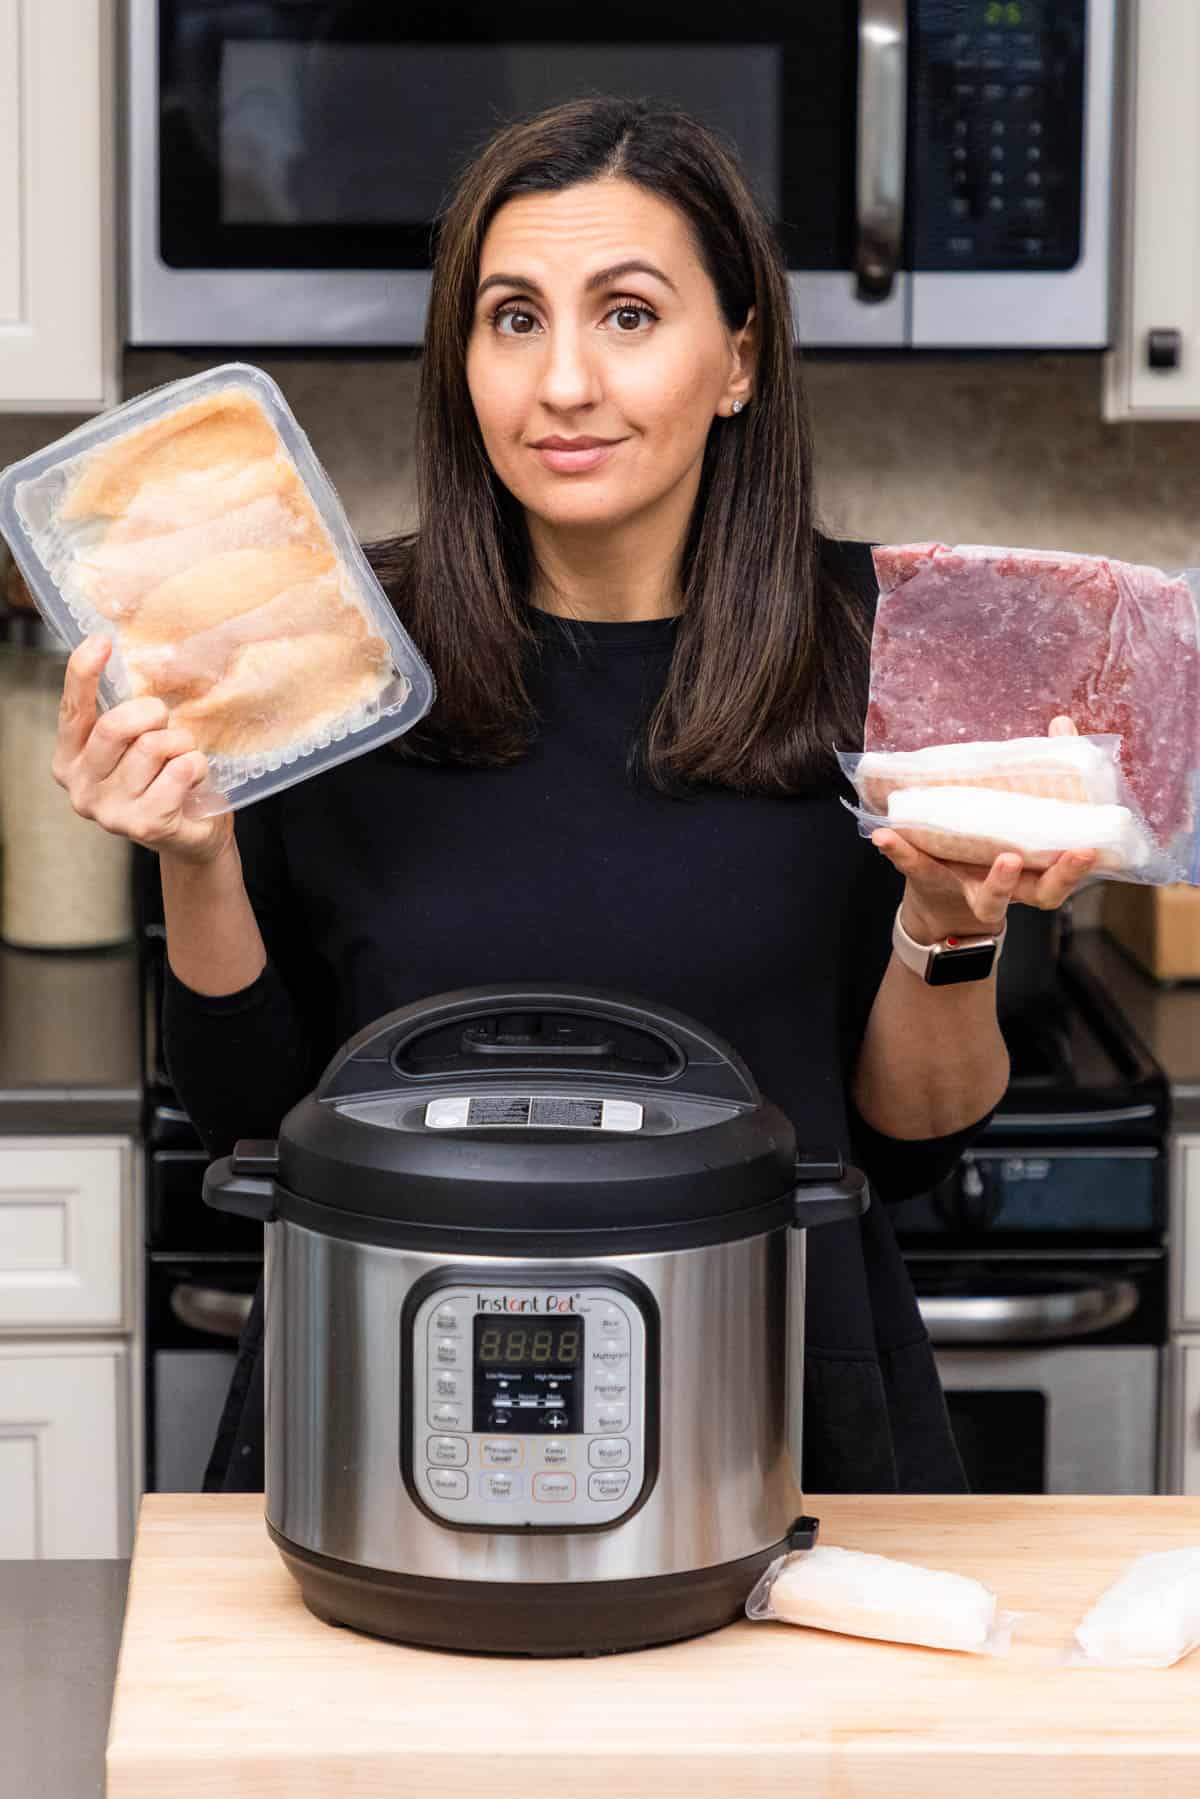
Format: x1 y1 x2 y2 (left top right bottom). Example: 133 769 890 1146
863 543 1200 883
0 363 434 815
745 1544 1020 1656
848 734 1123 816
1066 1548 1200 1669
880 786 1149 874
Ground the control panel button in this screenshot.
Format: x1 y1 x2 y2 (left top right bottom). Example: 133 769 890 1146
434 1338 460 1366
592 1347 629 1368
482 1472 525 1502
432 1371 463 1400
593 1381 628 1401
481 1438 523 1468
597 1406 628 1431
427 1468 468 1501
589 1437 631 1469
431 1403 464 1429
533 1472 576 1503
427 1435 469 1467
433 1307 461 1332
599 1309 626 1337
589 1471 631 1502
541 1440 571 1466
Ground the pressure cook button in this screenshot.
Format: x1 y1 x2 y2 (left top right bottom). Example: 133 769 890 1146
533 1472 576 1503
431 1403 464 1429
427 1468 468 1501
427 1435 469 1466
589 1471 631 1502
589 1437 631 1469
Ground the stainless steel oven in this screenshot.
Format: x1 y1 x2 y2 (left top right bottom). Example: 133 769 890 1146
128 0 1118 350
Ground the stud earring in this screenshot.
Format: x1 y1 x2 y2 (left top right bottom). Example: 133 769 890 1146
731 399 744 414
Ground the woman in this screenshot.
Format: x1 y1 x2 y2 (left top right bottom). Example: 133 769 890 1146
53 96 1096 1494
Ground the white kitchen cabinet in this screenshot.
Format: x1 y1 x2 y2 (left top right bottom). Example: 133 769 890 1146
0 1339 130 1556
0 1134 141 1557
1103 0 1200 419
0 0 119 412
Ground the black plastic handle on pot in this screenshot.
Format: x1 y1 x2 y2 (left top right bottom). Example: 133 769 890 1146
317 983 766 1108
202 1141 280 1223
792 1149 871 1228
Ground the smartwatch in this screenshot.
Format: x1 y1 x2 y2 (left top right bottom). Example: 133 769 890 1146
891 906 1006 986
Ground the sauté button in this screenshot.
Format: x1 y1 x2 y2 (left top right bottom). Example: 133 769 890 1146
427 1468 468 1500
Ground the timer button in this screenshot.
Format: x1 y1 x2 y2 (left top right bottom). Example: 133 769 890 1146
482 1472 525 1502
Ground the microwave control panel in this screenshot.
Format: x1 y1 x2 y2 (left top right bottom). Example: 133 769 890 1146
407 1281 651 1529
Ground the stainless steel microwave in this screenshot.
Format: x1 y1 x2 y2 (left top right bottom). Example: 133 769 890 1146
127 0 1117 351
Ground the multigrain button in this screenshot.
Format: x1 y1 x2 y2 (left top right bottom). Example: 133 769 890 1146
427 1435 468 1466
533 1472 576 1502
427 1468 468 1501
589 1437 630 1469
589 1471 631 1502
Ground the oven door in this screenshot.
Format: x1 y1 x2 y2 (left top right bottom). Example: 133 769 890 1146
132 0 911 348
146 1257 260 1491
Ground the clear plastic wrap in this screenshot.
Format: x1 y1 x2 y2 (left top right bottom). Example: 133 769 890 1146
0 362 435 816
1064 1548 1200 1669
837 735 1166 881
857 543 1200 886
745 1544 1021 1656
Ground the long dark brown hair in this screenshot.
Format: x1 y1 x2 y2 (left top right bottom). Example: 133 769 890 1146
365 93 872 794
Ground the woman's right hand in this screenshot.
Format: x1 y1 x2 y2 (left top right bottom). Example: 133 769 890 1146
52 635 235 866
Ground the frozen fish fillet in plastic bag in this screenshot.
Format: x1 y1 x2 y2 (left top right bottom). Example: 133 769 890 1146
875 786 1150 874
848 734 1123 815
1066 1548 1200 1669
0 363 434 814
745 1544 1020 1655
865 543 1200 878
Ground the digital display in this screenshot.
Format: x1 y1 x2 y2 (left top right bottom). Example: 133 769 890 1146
983 1 1036 23
475 1317 582 1366
472 1313 584 1433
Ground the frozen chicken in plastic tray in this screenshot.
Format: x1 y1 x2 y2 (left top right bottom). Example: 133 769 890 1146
745 1544 1021 1656
847 542 1200 885
0 362 434 815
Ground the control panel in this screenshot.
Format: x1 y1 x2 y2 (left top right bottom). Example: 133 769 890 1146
915 0 1084 270
407 1280 651 1528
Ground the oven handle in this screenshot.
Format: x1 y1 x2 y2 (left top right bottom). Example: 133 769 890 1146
169 1284 254 1341
917 1277 1140 1345
856 0 908 302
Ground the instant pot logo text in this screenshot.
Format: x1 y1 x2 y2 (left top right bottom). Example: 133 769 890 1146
476 1293 582 1313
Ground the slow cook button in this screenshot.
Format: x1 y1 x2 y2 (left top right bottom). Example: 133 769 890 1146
481 1438 523 1468
427 1468 468 1501
533 1472 576 1503
427 1435 469 1467
588 1437 630 1469
588 1471 631 1502
482 1472 525 1502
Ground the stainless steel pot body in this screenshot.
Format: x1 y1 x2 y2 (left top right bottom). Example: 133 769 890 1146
264 1216 809 1582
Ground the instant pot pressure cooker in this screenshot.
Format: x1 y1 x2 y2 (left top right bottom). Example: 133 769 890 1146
203 984 868 1656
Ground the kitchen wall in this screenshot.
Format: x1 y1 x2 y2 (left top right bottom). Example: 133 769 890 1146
5 345 1198 915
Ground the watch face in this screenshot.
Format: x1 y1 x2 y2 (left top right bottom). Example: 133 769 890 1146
925 943 997 985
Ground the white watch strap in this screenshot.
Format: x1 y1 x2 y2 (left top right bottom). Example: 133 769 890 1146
891 906 1007 979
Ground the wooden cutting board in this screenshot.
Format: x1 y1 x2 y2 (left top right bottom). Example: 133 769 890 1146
106 1493 1200 1797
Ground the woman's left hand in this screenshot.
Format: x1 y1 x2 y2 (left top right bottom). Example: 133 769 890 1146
870 716 1098 944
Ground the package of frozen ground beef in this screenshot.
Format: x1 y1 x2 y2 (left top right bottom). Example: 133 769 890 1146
0 362 435 815
844 543 1200 885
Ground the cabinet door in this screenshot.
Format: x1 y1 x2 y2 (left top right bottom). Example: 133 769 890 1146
0 0 118 411
1175 1342 1200 1494
1103 0 1200 419
0 1340 128 1556
0 1139 131 1330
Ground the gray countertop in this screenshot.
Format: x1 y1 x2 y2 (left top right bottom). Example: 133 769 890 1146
1 1558 130 1798
1068 927 1200 1128
0 941 141 1131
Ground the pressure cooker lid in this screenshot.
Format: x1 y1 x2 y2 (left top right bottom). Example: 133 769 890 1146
270 985 806 1233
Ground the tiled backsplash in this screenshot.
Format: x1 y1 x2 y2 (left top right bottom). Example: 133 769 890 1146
6 346 1195 929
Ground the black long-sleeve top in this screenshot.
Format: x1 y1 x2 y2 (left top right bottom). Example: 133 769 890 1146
163 535 993 1493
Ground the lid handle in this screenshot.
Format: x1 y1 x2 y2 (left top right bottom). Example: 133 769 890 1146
318 984 763 1107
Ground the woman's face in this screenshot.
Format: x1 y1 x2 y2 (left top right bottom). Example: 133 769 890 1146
465 178 755 530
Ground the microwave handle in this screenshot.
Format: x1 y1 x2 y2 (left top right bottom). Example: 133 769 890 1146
856 0 908 302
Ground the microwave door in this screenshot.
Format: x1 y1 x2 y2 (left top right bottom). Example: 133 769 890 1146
909 0 1116 349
